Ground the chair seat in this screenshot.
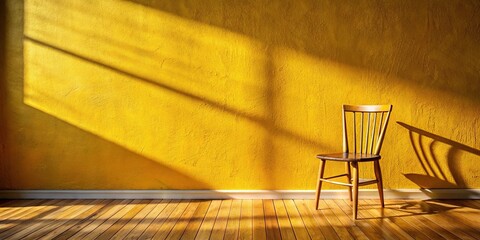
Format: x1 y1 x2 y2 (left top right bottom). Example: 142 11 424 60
316 152 381 162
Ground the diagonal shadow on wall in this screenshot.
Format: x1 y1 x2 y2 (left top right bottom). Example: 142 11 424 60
22 106 212 190
129 0 480 103
0 0 212 190
14 0 479 190
21 0 333 189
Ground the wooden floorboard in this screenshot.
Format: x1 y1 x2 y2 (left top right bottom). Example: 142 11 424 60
263 200 282 240
252 199 266 240
139 200 180 239
124 199 170 239
210 200 232 240
238 199 253 240
223 200 241 240
0 199 479 239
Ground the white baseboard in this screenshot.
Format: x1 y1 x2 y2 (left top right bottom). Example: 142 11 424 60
0 189 478 199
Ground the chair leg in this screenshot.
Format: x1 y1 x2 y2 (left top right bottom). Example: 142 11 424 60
351 162 359 220
345 162 352 201
374 161 385 208
315 159 326 210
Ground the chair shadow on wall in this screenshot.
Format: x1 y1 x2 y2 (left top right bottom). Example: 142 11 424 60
396 121 480 199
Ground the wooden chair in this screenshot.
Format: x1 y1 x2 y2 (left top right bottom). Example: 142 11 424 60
315 104 392 219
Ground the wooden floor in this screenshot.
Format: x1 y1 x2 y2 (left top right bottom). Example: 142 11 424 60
0 199 479 239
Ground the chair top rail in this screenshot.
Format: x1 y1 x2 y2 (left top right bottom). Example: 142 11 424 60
343 104 392 112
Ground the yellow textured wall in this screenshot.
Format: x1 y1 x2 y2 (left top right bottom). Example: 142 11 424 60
1 0 479 190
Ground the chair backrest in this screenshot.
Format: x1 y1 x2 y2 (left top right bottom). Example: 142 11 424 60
342 105 393 155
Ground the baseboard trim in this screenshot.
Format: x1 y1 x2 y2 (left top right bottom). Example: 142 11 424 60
0 189 479 199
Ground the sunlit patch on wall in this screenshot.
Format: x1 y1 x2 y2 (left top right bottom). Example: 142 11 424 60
23 0 325 189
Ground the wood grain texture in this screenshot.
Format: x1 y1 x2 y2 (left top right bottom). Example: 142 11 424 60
263 199 282 240
252 199 266 240
0 199 478 239
210 200 232 240
194 200 221 239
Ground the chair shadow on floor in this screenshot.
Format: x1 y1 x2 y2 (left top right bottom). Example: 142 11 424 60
354 199 475 220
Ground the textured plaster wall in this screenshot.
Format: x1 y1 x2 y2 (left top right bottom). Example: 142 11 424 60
0 0 479 190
